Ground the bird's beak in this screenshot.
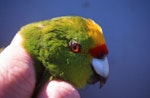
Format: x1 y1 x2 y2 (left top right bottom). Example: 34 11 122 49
88 57 109 88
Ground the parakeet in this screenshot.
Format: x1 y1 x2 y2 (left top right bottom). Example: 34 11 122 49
18 16 109 91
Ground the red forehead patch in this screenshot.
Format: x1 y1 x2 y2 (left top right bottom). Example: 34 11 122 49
89 44 109 57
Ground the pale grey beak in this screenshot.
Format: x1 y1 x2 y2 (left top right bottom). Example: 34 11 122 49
89 57 109 88
92 57 109 78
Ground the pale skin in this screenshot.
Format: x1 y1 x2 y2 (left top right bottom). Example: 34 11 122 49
0 33 80 98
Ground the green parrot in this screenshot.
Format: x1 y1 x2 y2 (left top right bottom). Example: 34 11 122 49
2 16 109 94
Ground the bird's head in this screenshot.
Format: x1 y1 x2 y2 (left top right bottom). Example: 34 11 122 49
20 16 109 88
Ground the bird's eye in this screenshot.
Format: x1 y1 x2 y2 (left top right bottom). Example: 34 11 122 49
69 41 81 53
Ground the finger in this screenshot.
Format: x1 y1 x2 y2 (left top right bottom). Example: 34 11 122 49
37 80 80 98
0 33 36 98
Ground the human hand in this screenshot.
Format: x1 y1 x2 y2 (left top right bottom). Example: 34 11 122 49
0 33 80 98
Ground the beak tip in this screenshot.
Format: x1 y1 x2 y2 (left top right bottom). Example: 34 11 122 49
100 81 105 88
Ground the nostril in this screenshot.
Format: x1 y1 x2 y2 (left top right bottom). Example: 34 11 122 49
96 52 106 59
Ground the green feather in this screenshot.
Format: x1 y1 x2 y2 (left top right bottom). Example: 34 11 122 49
20 16 95 88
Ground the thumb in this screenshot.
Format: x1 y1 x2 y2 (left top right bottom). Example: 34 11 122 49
0 33 36 98
37 80 80 98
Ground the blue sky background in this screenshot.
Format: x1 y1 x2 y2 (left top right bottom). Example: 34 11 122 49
0 0 150 98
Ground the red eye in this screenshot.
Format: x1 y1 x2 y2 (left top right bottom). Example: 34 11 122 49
69 42 81 53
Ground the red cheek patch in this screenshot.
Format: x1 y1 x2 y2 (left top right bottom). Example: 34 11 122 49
89 44 109 57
